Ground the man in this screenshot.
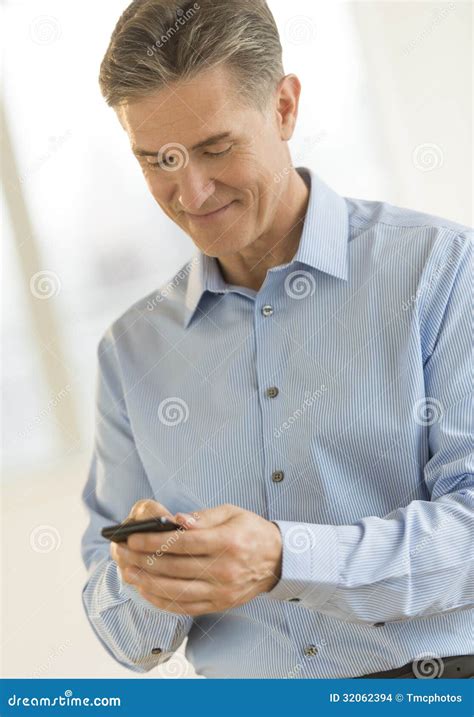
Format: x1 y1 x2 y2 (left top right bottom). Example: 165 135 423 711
81 0 473 678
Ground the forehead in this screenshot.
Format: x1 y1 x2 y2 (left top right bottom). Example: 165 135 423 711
120 66 244 150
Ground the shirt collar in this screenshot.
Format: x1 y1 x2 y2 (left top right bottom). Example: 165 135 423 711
183 167 349 328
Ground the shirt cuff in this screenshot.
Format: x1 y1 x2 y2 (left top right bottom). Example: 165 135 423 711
84 559 192 672
264 520 340 608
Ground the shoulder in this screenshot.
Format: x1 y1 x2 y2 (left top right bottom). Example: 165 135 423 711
346 195 471 237
345 195 472 267
99 255 197 350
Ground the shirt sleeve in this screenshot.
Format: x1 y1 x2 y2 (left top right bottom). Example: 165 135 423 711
81 330 193 672
265 230 474 624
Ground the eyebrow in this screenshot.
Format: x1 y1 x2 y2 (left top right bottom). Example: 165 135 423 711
133 132 233 157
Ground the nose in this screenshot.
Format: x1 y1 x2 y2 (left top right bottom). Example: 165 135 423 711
176 164 216 213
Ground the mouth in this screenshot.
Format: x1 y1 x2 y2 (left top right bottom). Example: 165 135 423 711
186 200 237 224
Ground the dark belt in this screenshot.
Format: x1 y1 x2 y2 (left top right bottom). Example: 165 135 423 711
357 654 474 679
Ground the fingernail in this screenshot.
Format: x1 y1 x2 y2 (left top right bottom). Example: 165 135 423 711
175 512 196 527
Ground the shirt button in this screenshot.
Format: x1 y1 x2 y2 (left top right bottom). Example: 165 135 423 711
288 598 301 602
373 622 385 627
272 470 284 483
266 386 279 398
151 647 162 654
261 305 274 317
304 644 318 657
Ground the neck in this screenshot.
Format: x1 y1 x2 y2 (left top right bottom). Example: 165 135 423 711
216 169 310 292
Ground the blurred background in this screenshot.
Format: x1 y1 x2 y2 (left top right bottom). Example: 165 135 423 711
1 0 472 678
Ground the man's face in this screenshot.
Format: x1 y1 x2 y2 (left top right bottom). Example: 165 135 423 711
119 66 291 258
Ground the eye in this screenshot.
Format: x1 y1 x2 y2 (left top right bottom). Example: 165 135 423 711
204 144 233 158
142 156 161 169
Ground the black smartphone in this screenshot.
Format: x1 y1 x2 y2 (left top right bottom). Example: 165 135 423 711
101 516 181 543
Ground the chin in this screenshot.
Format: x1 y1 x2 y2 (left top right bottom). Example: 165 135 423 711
189 227 247 252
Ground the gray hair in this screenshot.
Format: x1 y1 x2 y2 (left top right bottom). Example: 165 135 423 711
99 0 285 111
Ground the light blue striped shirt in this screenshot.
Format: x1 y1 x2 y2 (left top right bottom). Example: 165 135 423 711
81 168 473 678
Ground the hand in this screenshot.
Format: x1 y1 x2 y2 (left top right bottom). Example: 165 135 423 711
112 503 283 617
110 497 177 591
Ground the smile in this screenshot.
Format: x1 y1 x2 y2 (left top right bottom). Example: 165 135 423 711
187 201 236 223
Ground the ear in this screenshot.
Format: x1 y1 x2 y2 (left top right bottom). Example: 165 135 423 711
274 74 302 142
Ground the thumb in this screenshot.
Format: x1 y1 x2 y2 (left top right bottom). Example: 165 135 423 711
127 499 174 522
176 503 236 530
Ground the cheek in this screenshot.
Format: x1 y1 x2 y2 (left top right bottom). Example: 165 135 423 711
144 174 175 210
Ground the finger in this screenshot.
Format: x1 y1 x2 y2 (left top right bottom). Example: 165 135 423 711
111 543 130 571
125 567 211 602
138 591 214 616
187 503 236 529
109 541 118 561
127 527 221 555
174 512 199 529
118 547 210 578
